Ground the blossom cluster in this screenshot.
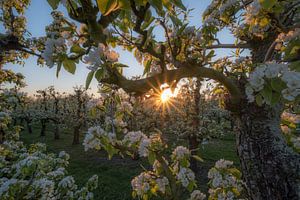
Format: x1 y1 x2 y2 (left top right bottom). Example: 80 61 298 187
84 43 119 71
0 136 98 199
275 28 300 50
131 172 169 197
83 126 116 151
246 62 300 103
281 111 300 152
208 159 244 200
202 0 239 28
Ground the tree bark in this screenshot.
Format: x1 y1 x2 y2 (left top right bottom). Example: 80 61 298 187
72 126 80 145
235 102 300 200
188 134 199 173
54 124 60 140
40 121 46 137
26 120 32 134
189 78 202 174
0 128 5 143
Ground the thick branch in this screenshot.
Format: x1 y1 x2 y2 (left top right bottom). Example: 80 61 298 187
206 43 251 49
104 63 241 104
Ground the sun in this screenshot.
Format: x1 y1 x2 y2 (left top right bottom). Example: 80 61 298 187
161 88 175 103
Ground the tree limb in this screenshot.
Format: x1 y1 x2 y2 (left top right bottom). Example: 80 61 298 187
103 62 241 104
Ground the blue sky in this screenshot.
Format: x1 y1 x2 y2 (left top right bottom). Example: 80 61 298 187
3 0 235 95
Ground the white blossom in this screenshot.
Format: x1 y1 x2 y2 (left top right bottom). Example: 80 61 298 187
176 167 195 187
172 146 190 160
189 190 206 200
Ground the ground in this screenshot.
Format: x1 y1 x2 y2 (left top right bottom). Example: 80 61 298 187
20 124 239 200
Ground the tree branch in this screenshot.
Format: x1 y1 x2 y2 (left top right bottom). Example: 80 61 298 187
103 62 241 104
206 43 251 49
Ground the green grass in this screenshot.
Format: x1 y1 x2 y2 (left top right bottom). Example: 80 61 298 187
20 124 239 200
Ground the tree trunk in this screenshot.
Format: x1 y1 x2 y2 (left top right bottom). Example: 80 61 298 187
0 128 5 143
54 124 60 140
40 121 46 137
26 121 32 134
188 134 199 173
190 78 202 174
72 126 80 145
235 102 300 200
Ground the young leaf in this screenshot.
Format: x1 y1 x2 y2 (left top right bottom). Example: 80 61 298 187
192 155 204 162
71 44 86 54
149 0 163 14
259 0 277 10
56 62 62 78
47 0 60 10
97 0 119 16
63 59 76 74
86 71 95 89
95 68 104 81
172 0 186 11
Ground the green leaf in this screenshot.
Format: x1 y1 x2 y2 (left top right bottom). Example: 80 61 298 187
289 61 300 72
141 17 155 30
143 60 152 75
148 151 156 165
271 78 286 92
71 44 86 54
149 0 163 14
170 14 183 26
95 68 104 81
47 0 60 9
187 182 194 192
86 71 95 89
56 62 62 78
259 0 277 10
255 94 263 106
227 168 241 179
97 0 119 16
118 0 131 10
260 84 272 103
162 0 172 10
270 92 281 106
172 0 186 11
63 59 76 74
192 155 204 162
207 50 215 58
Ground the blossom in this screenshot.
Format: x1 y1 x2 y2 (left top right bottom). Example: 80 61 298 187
83 126 105 151
123 131 147 146
215 159 233 169
245 85 254 102
281 71 300 90
105 50 119 62
172 146 190 160
176 167 195 187
41 38 65 68
155 177 169 193
189 190 206 200
131 172 152 196
83 44 104 69
58 176 75 189
138 138 150 157
264 63 284 78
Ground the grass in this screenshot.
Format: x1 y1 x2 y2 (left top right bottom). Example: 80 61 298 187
20 124 239 200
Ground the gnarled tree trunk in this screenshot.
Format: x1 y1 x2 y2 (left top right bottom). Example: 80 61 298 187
235 102 300 200
26 120 32 134
0 128 5 143
54 124 60 140
189 78 202 174
72 125 80 145
40 120 46 137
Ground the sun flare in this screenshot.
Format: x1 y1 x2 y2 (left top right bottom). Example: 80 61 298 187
161 88 175 103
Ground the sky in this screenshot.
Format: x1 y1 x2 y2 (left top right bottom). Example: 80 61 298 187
2 0 236 95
